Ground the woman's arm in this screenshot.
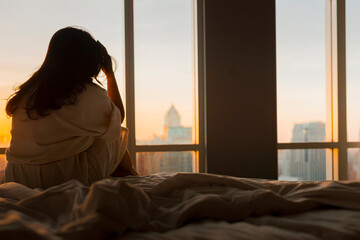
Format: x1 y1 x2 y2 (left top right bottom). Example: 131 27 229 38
106 72 125 123
111 149 140 177
98 41 125 123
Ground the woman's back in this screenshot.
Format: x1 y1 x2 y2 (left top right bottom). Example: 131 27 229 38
2 27 136 189
4 83 128 189
6 83 121 164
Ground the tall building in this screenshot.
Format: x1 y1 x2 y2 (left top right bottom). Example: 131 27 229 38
163 105 192 144
291 122 325 143
136 105 193 175
347 130 360 180
348 149 360 180
279 122 326 181
165 105 181 128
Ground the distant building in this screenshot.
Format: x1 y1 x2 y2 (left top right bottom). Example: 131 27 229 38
136 105 193 175
347 131 360 180
279 121 326 181
163 105 192 144
348 153 359 180
291 122 325 143
165 105 181 128
137 105 192 145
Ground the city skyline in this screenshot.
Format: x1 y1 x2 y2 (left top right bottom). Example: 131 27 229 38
137 104 193 145
136 104 194 175
1 109 359 179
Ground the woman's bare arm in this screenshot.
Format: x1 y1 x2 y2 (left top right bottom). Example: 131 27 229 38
106 72 125 123
97 41 125 123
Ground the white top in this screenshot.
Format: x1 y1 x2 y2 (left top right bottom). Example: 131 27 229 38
2 83 127 188
6 83 121 165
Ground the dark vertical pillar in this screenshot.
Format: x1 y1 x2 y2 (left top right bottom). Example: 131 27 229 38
204 0 277 179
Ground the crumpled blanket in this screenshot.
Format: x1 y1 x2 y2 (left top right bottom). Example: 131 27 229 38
0 173 359 240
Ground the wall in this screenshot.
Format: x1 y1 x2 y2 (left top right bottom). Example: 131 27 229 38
204 0 277 179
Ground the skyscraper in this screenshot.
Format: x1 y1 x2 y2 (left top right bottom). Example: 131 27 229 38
164 105 192 144
136 105 193 175
347 130 360 180
279 122 326 181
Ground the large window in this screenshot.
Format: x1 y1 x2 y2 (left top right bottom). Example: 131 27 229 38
0 0 204 175
346 0 360 179
277 0 359 180
277 0 327 144
134 0 195 145
276 0 329 181
126 0 203 175
2 1 358 180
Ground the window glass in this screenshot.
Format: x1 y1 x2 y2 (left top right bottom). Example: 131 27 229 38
346 0 360 142
136 151 196 175
134 0 195 145
276 0 327 143
348 148 360 180
278 149 332 181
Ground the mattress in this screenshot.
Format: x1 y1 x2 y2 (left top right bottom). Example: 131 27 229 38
0 172 359 239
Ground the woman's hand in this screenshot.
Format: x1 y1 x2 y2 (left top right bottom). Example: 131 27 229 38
97 41 113 76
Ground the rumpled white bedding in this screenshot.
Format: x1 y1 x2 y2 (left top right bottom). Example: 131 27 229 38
0 172 359 240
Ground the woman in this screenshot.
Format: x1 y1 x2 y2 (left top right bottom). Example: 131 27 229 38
3 27 138 189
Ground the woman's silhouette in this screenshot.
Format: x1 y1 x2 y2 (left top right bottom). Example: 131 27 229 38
3 27 138 188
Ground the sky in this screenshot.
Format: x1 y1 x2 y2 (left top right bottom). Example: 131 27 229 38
277 0 360 142
1 0 360 146
134 0 194 142
346 0 360 141
276 0 326 142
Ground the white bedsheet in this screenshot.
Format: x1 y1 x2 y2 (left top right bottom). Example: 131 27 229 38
0 173 359 239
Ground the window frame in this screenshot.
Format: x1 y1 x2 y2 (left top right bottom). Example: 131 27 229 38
277 0 355 180
0 0 206 173
123 0 206 173
2 0 356 179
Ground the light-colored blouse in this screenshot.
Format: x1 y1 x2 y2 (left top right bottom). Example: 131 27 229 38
3 83 127 188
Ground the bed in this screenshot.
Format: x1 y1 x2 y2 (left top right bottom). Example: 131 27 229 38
0 172 359 239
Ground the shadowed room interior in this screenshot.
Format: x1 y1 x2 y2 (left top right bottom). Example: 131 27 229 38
0 0 359 239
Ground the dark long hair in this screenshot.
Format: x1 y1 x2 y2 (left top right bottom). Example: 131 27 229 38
6 27 103 119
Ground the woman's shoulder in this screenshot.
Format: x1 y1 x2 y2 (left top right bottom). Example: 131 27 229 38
75 83 111 110
52 82 115 124
84 82 107 95
78 83 107 102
